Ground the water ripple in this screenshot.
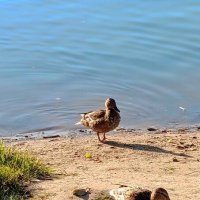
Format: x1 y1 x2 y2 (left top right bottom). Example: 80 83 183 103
0 1 200 135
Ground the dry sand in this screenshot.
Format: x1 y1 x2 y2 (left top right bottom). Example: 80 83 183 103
9 129 200 200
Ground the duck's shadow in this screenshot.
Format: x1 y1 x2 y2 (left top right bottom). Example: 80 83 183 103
78 194 89 200
104 140 191 158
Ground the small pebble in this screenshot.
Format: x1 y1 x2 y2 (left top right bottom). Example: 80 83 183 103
177 145 184 149
147 128 157 131
43 135 60 139
173 157 179 162
73 189 88 197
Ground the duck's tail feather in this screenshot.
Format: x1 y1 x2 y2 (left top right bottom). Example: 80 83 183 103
75 121 82 125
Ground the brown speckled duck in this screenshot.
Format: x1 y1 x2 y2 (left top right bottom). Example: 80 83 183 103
150 188 170 200
76 98 120 142
127 188 170 200
110 187 170 200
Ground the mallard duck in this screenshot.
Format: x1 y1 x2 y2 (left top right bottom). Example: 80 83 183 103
150 188 170 200
75 98 120 142
110 187 170 200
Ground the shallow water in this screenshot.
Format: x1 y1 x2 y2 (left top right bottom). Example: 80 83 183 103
0 1 200 136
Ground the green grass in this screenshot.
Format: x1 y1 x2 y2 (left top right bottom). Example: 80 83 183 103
0 142 51 200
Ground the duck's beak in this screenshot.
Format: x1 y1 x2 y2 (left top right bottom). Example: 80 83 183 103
114 106 120 112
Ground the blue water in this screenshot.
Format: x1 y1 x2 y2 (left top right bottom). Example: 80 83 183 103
0 1 200 136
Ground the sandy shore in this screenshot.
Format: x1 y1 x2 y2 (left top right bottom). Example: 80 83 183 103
8 129 200 200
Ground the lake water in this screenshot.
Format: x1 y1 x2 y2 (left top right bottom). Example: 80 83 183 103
0 1 200 136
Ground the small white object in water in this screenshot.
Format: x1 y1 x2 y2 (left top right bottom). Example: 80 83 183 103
56 97 61 101
179 106 186 111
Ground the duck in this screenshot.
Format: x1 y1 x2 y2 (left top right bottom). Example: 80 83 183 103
150 188 170 200
75 98 120 142
110 187 170 200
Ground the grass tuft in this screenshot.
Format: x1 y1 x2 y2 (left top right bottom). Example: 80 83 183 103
0 142 51 200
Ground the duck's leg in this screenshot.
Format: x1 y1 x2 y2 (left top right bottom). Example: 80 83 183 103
97 132 101 142
102 133 106 141
97 132 104 143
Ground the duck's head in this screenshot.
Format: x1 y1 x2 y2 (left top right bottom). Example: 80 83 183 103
105 98 120 112
150 188 170 200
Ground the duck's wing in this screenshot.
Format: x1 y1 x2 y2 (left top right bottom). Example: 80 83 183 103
75 109 106 126
80 111 93 117
83 109 105 121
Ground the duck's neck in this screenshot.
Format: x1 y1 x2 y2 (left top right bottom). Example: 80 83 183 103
105 108 111 118
105 108 116 117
